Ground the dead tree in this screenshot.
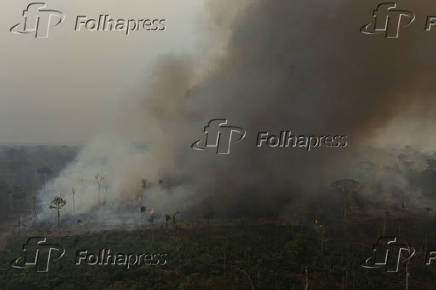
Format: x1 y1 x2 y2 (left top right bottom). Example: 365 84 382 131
49 196 66 227
304 266 309 290
140 206 147 224
141 179 148 189
165 215 171 227
405 263 410 290
95 174 105 204
72 187 76 214
172 211 180 226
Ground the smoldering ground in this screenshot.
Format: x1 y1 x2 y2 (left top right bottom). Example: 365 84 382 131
37 0 436 224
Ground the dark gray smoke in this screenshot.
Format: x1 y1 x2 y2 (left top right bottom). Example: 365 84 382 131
39 0 436 221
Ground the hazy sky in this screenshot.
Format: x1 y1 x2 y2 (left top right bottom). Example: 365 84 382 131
0 0 207 144
3 0 436 152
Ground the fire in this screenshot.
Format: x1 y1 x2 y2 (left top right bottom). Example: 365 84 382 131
137 194 142 201
149 208 155 214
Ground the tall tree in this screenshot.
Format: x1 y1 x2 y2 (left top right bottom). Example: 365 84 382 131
71 187 76 214
49 196 66 227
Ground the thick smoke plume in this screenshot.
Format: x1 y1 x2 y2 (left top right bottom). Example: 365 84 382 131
38 0 436 223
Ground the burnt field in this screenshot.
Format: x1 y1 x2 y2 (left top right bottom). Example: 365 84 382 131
2 215 436 290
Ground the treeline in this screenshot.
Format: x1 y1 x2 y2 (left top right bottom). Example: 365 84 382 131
0 145 78 223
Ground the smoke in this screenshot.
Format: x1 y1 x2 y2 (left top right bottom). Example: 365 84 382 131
38 0 436 223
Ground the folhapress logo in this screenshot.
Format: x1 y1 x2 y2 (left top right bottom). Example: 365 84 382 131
10 237 65 273
192 119 246 155
361 236 415 272
361 2 415 38
10 3 64 39
10 2 167 39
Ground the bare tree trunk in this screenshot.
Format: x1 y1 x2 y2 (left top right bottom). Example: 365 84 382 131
342 270 347 290
72 189 75 214
57 209 60 227
305 266 309 290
